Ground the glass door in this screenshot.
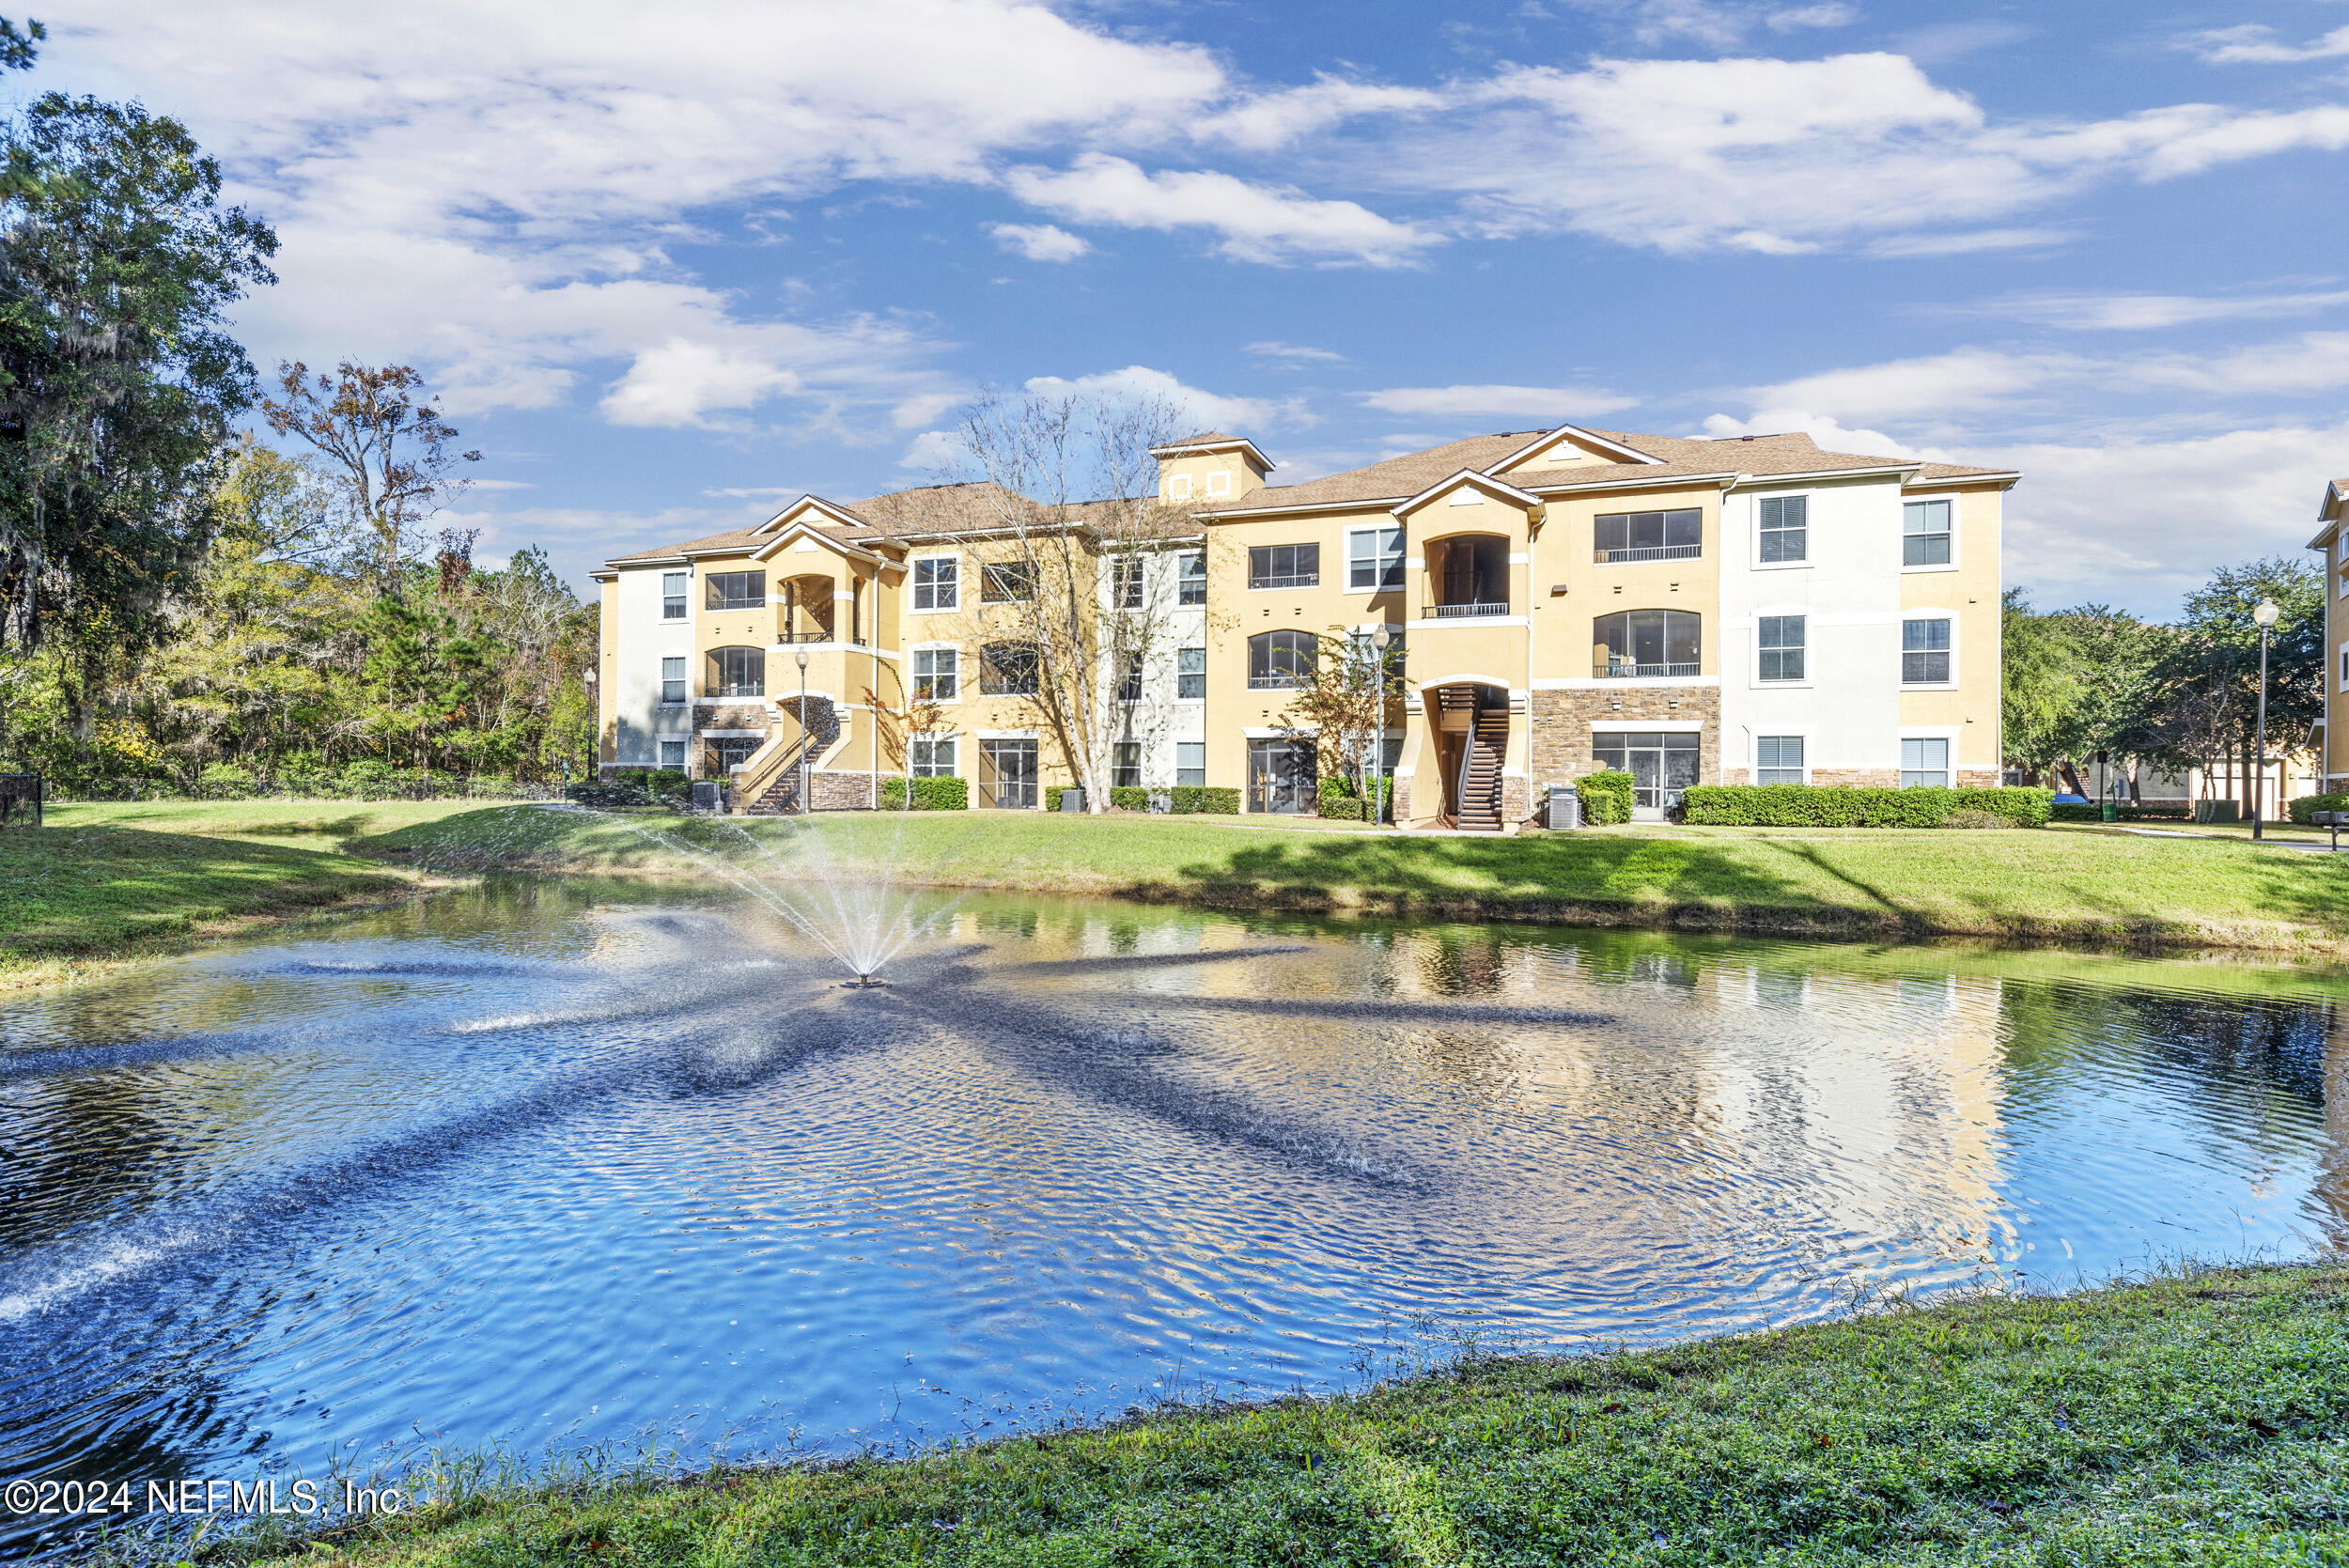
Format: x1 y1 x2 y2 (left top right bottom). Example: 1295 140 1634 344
979 740 1037 808
1594 731 1703 819
1247 739 1316 814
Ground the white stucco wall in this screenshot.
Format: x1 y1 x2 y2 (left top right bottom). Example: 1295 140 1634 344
1099 546 1208 787
1719 476 1904 780
611 562 694 768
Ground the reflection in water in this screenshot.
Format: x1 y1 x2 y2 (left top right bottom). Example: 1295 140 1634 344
0 879 2341 1556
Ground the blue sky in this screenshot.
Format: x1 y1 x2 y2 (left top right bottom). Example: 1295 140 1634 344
33 0 2349 613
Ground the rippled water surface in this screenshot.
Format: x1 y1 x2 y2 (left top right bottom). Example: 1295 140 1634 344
3 878 2344 1553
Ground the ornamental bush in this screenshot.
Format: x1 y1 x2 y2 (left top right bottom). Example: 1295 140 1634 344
2289 791 2349 825
2049 802 2191 823
1318 797 1366 820
882 774 969 810
1577 769 1635 826
1678 784 2051 828
1317 775 1355 801
1110 785 1152 812
1169 784 1239 815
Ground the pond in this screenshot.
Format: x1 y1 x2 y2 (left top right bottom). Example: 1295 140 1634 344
2 878 2343 1554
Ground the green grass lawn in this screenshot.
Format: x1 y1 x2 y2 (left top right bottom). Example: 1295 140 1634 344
0 800 483 987
236 1264 2349 1567
367 806 2349 951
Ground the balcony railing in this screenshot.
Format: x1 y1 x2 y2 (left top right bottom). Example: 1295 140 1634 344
1424 601 1510 618
1595 544 1702 564
1594 660 1701 679
775 629 865 645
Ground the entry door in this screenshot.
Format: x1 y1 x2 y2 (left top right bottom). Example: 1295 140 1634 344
979 740 1038 808
1248 739 1316 814
1595 731 1702 819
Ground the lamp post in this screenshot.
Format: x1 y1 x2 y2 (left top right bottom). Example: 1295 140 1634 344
1370 627 1392 826
2252 598 2279 841
796 644 811 816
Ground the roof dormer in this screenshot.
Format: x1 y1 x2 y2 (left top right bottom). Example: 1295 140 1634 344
1152 431 1273 505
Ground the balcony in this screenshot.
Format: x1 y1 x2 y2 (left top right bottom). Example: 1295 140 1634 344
1595 543 1701 564
1594 660 1700 679
775 629 864 645
1424 600 1510 619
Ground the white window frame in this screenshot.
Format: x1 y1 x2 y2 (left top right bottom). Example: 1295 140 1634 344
1346 524 1406 593
1750 490 1812 570
911 643 961 704
1177 550 1206 606
1752 731 1811 785
1900 610 1958 689
659 655 687 706
910 552 960 614
1752 608 1810 688
1206 470 1231 496
1176 644 1206 702
1175 740 1206 787
2339 641 2349 691
1901 492 1960 573
1899 730 1961 788
658 738 687 771
910 732 959 779
661 570 689 619
1167 473 1193 500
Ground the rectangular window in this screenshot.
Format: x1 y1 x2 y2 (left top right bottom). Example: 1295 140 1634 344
661 571 688 619
1176 741 1206 787
980 642 1039 696
910 736 957 778
1757 496 1807 564
1902 617 1952 684
1755 735 1804 785
705 571 764 610
912 557 958 612
1903 500 1952 567
1249 542 1319 589
706 646 765 697
1177 645 1206 700
1112 557 1143 609
1594 507 1702 563
658 739 686 770
1901 737 1951 788
1118 651 1143 703
1178 551 1206 606
1347 526 1405 591
912 647 958 702
1206 471 1230 496
1757 615 1805 682
659 655 686 705
1112 742 1143 787
2341 645 2349 687
1168 473 1193 500
980 561 1034 604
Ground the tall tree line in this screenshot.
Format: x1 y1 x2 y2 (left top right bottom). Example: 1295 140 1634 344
0 23 595 789
2002 558 2325 801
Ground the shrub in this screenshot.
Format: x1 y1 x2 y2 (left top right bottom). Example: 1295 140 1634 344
566 775 653 809
1168 784 1239 815
2050 802 2190 823
1679 784 2051 828
1317 775 1356 802
1577 769 1635 826
1318 797 1366 820
1044 785 1069 812
881 775 968 810
1110 785 1152 812
2290 791 2349 826
196 762 260 800
1941 808 2011 830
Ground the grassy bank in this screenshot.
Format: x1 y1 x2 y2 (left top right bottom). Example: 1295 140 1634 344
225 1264 2348 1566
2 800 482 988
362 805 2349 951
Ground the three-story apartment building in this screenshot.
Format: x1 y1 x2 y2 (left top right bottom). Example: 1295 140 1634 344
595 420 2015 827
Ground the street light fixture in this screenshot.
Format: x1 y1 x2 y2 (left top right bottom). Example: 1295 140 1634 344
796 644 812 816
1370 627 1392 826
2252 598 2279 841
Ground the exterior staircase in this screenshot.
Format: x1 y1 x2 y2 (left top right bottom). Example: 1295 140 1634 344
741 736 812 814
1455 707 1506 832
731 696 840 815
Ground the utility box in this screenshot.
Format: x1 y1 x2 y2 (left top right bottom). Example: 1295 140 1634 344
1548 784 1581 830
2194 800 2240 824
691 780 722 813
1059 786 1086 813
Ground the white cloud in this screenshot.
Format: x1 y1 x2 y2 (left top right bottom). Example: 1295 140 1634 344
2186 23 2349 65
1698 410 1923 459
1950 287 2349 331
1019 364 1310 432
1358 383 1638 419
1558 0 1853 47
1003 154 1440 267
1193 75 1443 151
988 223 1093 261
438 502 751 593
1735 349 2086 426
1385 53 2349 256
1246 341 1347 365
897 429 966 472
595 317 942 430
1862 228 2077 258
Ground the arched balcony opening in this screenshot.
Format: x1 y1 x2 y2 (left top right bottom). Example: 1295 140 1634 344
1424 535 1509 619
1593 609 1700 679
778 574 839 644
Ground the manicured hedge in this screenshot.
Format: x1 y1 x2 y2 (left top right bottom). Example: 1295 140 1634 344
1110 784 1153 812
2290 791 2349 826
880 775 968 811
1318 797 1366 820
2050 802 2189 823
1042 784 1241 814
1171 784 1239 815
1680 784 2051 828
1577 769 1635 826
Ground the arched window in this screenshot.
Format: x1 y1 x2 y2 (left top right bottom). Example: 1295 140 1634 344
1248 629 1317 690
706 646 765 697
980 641 1040 696
1592 611 1699 678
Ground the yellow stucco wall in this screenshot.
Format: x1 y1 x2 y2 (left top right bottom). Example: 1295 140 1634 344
1897 483 2004 772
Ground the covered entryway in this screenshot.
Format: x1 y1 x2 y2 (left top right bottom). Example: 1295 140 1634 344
1595 730 1699 820
1424 681 1509 831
